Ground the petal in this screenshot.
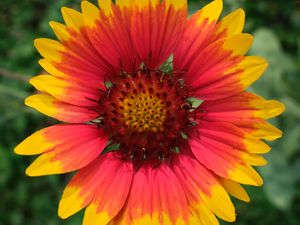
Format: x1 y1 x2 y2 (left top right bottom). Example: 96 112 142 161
217 8 245 36
29 75 102 107
54 28 112 85
195 121 271 154
174 1 260 100
39 59 65 77
228 164 263 186
190 138 262 185
165 0 187 10
232 56 268 90
222 33 253 56
116 0 157 9
81 1 140 72
200 92 285 140
184 34 254 100
190 121 266 186
240 152 267 166
174 0 223 71
59 152 133 220
98 0 113 16
111 163 189 225
172 154 236 223
81 1 100 27
17 124 108 176
34 38 65 62
49 21 70 42
61 7 84 31
188 203 219 225
46 8 113 87
195 0 223 24
25 94 99 123
220 178 250 202
130 0 187 68
251 122 283 141
15 124 105 155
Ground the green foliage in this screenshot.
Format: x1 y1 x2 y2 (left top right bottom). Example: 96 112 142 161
0 0 300 225
249 27 300 211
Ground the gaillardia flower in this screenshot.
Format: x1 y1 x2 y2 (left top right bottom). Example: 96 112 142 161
15 0 284 224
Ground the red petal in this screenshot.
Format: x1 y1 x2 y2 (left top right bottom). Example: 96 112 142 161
59 152 133 220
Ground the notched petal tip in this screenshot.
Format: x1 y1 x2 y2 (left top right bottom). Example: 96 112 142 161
252 98 286 119
49 21 70 41
254 56 269 68
218 8 245 36
235 8 245 16
98 0 113 15
274 101 286 115
61 6 84 31
196 0 223 24
81 1 100 28
238 56 269 88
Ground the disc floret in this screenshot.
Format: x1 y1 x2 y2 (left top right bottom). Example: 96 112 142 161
101 69 194 163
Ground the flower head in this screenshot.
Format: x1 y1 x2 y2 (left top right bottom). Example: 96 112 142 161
15 0 285 225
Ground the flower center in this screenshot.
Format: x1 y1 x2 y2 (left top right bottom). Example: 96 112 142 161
100 69 195 164
121 93 166 133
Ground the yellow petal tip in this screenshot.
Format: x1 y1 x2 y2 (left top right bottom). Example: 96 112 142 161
14 145 22 155
81 1 100 28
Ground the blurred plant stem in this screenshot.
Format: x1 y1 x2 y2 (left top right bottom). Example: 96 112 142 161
0 68 30 82
0 84 28 99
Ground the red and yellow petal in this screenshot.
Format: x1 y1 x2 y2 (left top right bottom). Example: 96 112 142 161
111 163 189 225
172 154 236 224
29 75 102 107
15 1 285 225
61 7 84 32
200 92 285 140
174 0 264 100
184 34 255 100
81 1 141 73
59 152 133 221
15 124 108 176
174 0 223 71
129 0 187 69
25 94 99 123
36 7 113 88
190 121 266 186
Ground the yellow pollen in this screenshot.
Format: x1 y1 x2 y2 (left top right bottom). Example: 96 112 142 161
121 93 166 132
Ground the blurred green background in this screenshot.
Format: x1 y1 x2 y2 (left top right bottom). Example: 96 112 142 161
0 0 300 224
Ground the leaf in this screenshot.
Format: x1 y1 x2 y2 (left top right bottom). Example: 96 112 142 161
281 125 300 158
249 28 296 98
187 97 204 109
260 149 298 210
102 143 120 154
